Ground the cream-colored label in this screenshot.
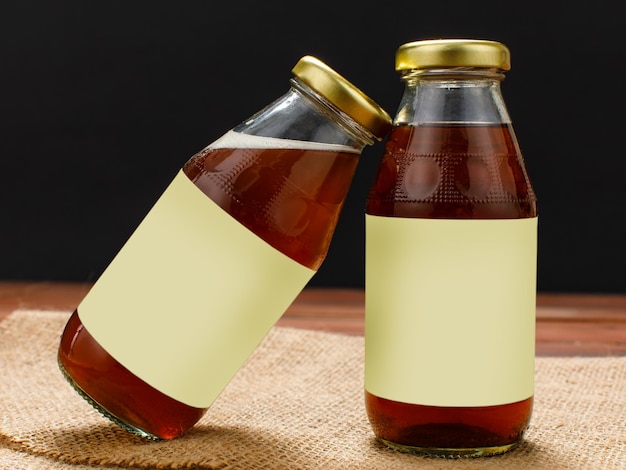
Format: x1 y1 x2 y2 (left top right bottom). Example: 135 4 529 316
365 215 537 407
78 170 315 408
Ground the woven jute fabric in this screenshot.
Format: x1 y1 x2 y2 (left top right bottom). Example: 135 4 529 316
1 311 624 469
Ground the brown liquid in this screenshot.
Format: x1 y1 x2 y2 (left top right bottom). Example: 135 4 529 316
58 142 359 439
366 124 536 219
365 123 537 455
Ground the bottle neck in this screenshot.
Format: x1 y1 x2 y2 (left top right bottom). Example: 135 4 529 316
234 79 375 150
395 68 511 126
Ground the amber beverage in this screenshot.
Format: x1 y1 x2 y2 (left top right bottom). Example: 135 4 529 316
366 124 536 220
59 138 360 439
365 40 538 458
183 139 360 270
58 56 391 440
365 124 536 452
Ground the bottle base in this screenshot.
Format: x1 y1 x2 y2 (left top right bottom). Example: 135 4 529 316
378 438 518 458
58 359 161 441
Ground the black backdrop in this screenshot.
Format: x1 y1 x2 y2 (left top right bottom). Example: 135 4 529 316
1 1 624 293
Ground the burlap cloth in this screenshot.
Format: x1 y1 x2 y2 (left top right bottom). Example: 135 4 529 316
1 311 624 469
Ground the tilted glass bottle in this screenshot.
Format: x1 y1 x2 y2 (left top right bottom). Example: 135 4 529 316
365 40 538 457
58 56 391 440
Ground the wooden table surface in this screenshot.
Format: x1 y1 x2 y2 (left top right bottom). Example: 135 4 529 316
1 281 625 356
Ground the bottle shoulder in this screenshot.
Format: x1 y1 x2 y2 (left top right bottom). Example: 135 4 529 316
367 124 537 219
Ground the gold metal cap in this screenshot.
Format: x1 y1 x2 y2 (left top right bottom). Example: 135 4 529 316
292 56 391 140
396 39 511 72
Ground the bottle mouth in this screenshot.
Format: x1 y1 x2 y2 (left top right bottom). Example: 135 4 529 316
290 78 377 147
400 67 506 81
291 56 391 140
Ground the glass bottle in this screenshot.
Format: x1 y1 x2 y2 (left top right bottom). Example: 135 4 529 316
58 56 391 440
365 39 538 457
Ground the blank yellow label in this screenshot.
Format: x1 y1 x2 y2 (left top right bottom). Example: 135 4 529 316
365 215 537 407
78 171 315 408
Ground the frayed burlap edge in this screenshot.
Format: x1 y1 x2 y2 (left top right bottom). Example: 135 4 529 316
1 310 625 469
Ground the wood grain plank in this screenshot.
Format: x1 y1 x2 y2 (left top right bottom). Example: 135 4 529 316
1 282 625 356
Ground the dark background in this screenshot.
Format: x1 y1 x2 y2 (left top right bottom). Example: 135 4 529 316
1 1 624 293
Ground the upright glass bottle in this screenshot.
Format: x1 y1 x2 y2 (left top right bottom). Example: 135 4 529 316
365 40 538 457
58 56 391 440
